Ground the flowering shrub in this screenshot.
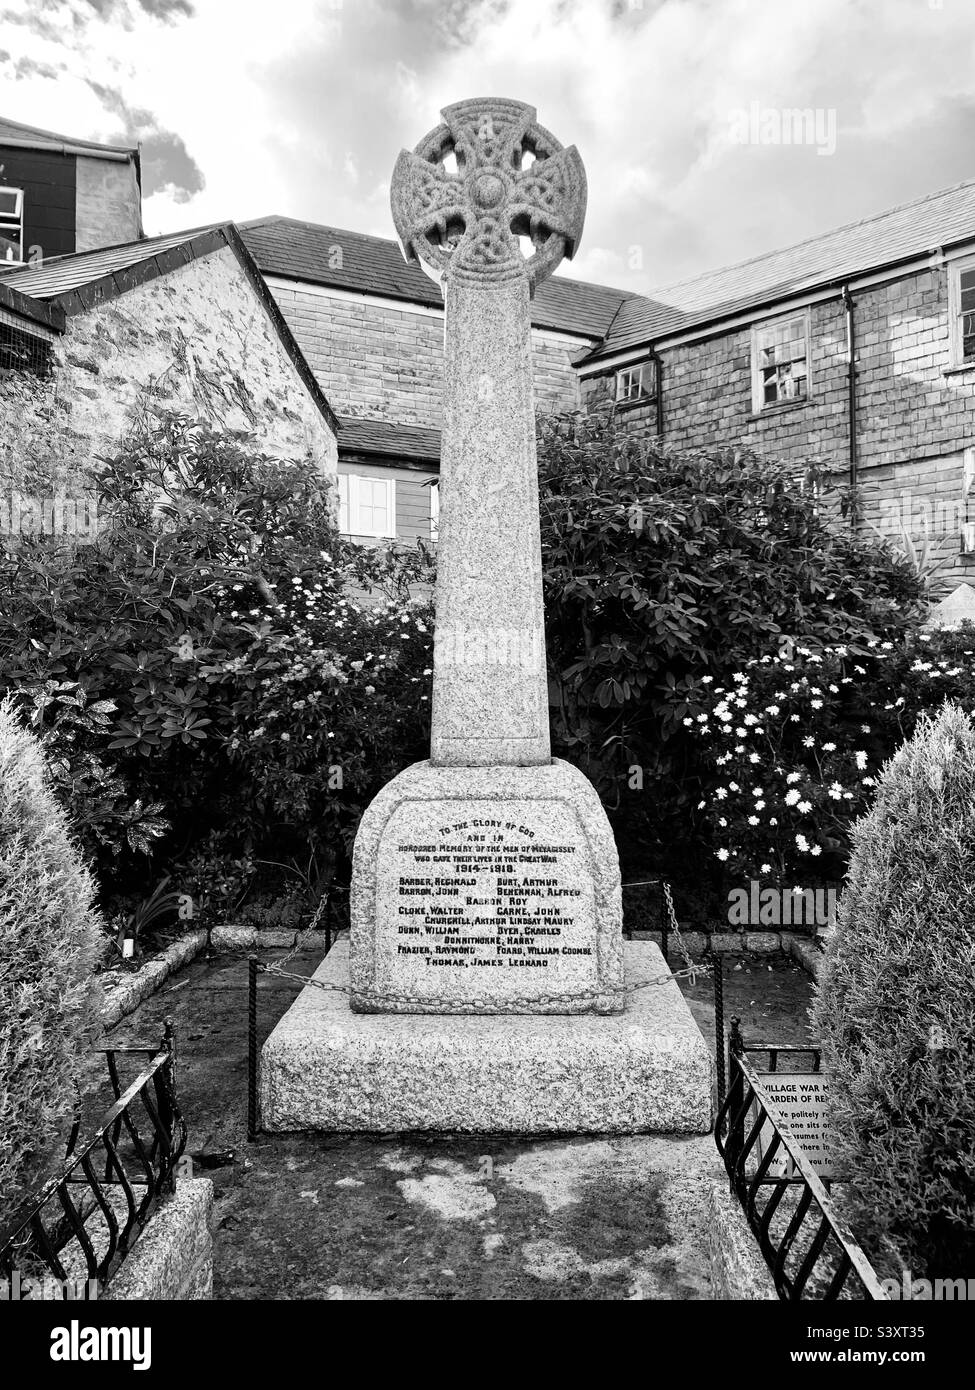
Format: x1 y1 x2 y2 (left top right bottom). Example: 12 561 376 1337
536 409 925 879
687 626 975 883
0 412 434 913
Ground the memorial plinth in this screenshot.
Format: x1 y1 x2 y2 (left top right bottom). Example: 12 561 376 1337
261 97 712 1134
349 760 623 1015
261 939 712 1133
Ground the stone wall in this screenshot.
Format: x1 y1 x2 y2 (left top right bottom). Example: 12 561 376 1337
75 155 143 252
0 246 337 502
104 1180 213 1301
581 264 975 589
266 279 585 429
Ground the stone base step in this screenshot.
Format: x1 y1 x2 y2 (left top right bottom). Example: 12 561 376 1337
260 940 713 1134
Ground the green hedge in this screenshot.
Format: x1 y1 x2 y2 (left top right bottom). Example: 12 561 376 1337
812 703 975 1278
0 698 104 1224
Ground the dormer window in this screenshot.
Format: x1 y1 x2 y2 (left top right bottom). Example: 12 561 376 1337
0 187 24 265
615 361 655 405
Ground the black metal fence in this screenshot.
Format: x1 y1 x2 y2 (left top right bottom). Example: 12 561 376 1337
0 1021 187 1301
714 1027 887 1301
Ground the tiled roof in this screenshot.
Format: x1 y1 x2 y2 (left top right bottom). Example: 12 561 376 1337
238 216 634 339
0 115 137 159
338 415 441 464
583 177 975 363
0 224 337 431
0 277 64 331
0 226 215 300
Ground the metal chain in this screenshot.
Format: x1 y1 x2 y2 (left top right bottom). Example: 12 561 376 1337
268 887 331 972
259 951 705 1009
662 880 708 986
252 879 708 1006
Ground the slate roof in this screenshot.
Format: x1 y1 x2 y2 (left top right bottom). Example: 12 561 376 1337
338 415 441 464
0 224 337 430
238 216 635 340
0 276 65 331
0 115 138 160
0 226 215 301
581 177 975 364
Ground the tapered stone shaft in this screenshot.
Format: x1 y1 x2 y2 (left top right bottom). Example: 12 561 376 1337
431 275 550 765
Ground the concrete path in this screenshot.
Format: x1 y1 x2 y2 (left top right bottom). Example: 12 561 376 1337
94 942 812 1299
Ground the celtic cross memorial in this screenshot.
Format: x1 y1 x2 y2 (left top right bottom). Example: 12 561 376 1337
346 98 625 1015
260 99 712 1135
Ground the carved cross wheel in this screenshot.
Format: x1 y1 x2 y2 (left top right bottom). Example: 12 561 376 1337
391 97 587 293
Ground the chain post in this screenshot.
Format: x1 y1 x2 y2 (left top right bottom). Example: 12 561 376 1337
247 955 258 1142
712 947 726 1102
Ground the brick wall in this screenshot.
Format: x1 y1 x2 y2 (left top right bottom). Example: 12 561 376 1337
265 279 586 430
582 264 975 592
75 155 142 252
0 246 337 506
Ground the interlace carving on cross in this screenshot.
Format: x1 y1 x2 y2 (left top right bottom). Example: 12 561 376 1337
391 97 587 294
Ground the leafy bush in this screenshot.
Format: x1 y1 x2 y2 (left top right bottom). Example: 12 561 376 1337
0 698 105 1223
536 411 925 878
811 703 975 1279
0 412 434 908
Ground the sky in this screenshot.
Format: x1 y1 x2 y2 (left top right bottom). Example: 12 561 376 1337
2 0 975 296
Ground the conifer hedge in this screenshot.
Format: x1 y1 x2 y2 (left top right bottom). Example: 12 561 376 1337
0 698 104 1224
812 703 975 1279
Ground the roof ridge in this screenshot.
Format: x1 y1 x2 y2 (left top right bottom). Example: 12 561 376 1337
0 113 138 154
0 221 228 281
650 175 975 299
242 214 639 299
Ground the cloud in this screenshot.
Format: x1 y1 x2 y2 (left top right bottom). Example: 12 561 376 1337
80 79 205 199
80 0 194 21
140 130 205 198
0 52 63 80
3 0 975 289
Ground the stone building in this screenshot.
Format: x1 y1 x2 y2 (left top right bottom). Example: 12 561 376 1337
0 116 142 265
5 110 975 600
576 179 975 592
238 216 633 545
240 182 975 601
0 223 337 537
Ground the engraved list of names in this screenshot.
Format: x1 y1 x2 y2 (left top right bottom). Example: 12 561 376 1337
373 798 598 1002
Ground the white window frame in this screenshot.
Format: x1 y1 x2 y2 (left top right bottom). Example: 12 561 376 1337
0 187 24 266
429 478 439 541
949 256 975 368
751 310 811 412
337 472 396 538
615 360 654 405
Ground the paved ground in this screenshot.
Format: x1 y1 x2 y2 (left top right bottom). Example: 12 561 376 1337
92 941 814 1300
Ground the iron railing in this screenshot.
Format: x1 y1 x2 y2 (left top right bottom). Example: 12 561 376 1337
714 1027 887 1301
0 1020 187 1300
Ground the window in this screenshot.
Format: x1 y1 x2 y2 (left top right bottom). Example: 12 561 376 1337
337 473 396 538
0 321 54 378
0 187 24 265
429 479 439 541
752 313 809 410
949 258 975 366
615 361 654 405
